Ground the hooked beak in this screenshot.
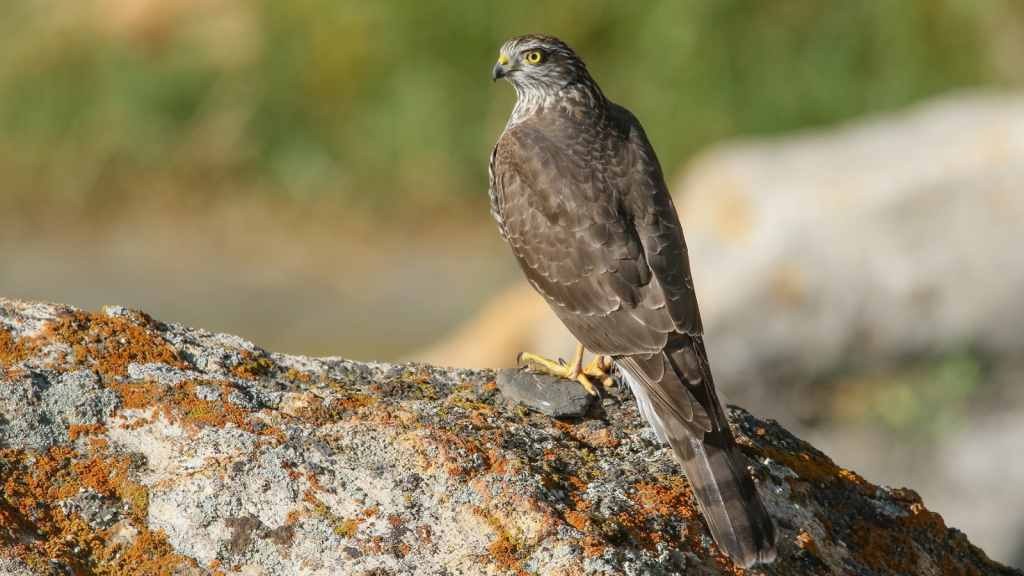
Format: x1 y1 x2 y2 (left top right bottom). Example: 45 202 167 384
492 53 511 82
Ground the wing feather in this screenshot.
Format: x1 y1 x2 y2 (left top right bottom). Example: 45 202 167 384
488 105 700 355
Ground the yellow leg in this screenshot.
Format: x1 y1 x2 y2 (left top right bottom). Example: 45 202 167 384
517 343 615 396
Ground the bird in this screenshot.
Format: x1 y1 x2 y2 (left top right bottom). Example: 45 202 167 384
488 34 777 567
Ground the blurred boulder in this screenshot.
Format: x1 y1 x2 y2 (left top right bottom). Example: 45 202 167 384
678 91 1024 386
419 92 1024 389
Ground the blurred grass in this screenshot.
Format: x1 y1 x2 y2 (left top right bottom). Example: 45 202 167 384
0 0 1021 218
816 348 989 437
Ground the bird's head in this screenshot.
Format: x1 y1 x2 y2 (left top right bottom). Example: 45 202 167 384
492 35 591 98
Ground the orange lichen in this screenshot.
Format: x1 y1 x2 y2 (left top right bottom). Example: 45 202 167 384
87 436 111 452
837 468 878 497
0 327 28 366
173 382 252 429
581 535 607 558
285 368 311 382
281 391 333 421
113 380 169 412
110 377 258 434
329 393 377 411
416 524 432 544
305 472 327 492
587 428 620 448
565 510 590 532
849 518 919 574
448 396 496 413
41 310 188 378
230 351 275 379
567 476 588 490
68 423 107 440
580 480 700 553
760 445 841 484
334 519 360 539
470 507 522 571
0 447 187 575
409 371 432 385
633 481 695 518
487 530 520 571
893 503 948 539
795 531 821 557
280 462 303 481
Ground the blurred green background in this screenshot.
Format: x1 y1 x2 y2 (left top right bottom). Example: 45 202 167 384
3 0 1024 567
1 0 1020 217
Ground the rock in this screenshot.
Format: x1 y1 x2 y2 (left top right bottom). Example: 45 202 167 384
0 297 1018 575
496 368 594 417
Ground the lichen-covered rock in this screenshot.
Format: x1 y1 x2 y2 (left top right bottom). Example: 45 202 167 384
0 298 1018 575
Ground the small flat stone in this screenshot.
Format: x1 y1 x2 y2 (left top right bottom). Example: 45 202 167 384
496 368 593 417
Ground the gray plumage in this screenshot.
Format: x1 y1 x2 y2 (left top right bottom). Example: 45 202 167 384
489 34 777 568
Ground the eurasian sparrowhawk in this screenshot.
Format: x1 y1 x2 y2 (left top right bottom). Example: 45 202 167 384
488 34 777 568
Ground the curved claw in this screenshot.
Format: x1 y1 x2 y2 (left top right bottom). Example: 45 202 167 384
581 355 617 390
575 374 598 397
608 369 623 388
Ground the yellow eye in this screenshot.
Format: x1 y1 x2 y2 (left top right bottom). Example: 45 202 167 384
524 51 543 64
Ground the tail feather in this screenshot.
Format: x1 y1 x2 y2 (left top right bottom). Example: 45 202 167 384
617 336 777 568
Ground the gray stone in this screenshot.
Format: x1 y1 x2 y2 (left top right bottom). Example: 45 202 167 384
496 368 593 417
57 487 121 530
128 362 198 385
0 555 34 576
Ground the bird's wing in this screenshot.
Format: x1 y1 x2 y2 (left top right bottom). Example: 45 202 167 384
611 103 703 336
489 114 708 426
490 120 674 355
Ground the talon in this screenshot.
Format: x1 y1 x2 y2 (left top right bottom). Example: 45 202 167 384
513 345 616 398
609 370 623 388
514 344 594 395
582 354 617 389
576 374 598 396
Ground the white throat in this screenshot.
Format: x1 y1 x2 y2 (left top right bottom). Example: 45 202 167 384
508 83 559 126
